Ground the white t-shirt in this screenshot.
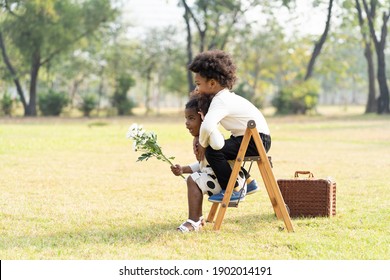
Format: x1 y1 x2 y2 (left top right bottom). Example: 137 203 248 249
199 88 270 148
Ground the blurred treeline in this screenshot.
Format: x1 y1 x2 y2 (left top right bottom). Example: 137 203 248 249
1 0 389 117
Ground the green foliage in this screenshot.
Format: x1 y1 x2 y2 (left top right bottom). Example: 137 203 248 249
0 0 118 116
1 93 13 116
0 0 383 116
1 0 117 60
38 89 69 116
272 80 320 114
234 81 264 108
160 43 188 97
235 81 254 101
111 74 136 116
79 94 97 117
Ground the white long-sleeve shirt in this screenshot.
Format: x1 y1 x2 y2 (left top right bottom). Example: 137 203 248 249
188 128 225 172
199 88 270 148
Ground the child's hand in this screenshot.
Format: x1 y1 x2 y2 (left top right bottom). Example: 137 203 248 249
193 137 200 161
197 144 206 161
170 164 183 176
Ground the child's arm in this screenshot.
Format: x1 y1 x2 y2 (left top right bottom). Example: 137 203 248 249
170 164 193 177
199 96 228 149
196 119 225 161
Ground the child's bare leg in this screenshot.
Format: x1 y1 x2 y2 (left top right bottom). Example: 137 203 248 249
181 176 203 230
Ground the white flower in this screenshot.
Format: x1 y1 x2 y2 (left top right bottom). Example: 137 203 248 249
126 123 144 139
137 127 145 137
126 123 184 179
126 128 135 139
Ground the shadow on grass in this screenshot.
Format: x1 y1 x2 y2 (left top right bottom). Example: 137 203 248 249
221 212 287 230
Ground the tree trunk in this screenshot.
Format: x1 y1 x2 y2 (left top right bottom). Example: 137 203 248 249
355 0 377 113
304 0 334 81
144 66 152 115
96 67 105 117
364 42 377 113
376 48 390 113
25 51 41 116
363 0 390 114
182 0 207 92
376 11 390 114
0 32 28 111
183 7 194 93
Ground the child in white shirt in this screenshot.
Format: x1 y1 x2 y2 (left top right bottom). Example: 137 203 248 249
188 49 271 203
171 95 246 232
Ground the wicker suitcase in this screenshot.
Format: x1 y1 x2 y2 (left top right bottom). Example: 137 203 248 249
277 171 336 217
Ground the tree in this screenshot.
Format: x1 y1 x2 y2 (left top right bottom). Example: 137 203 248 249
0 0 117 116
232 14 288 107
101 39 136 116
159 46 188 108
270 0 333 114
318 31 368 105
354 0 377 113
111 74 135 115
179 0 259 92
362 0 390 114
133 27 186 115
304 0 334 81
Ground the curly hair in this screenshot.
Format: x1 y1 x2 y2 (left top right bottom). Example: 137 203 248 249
188 49 237 90
186 92 215 115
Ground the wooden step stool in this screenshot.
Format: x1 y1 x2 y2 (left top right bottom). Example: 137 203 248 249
206 120 294 232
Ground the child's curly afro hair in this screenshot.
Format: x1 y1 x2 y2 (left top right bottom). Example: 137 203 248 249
188 49 237 90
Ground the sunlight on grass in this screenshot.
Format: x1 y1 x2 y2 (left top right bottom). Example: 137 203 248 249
1 108 390 259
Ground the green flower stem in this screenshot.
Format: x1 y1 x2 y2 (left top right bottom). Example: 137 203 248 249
159 152 185 179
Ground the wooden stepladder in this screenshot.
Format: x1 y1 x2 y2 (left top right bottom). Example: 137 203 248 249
206 120 294 232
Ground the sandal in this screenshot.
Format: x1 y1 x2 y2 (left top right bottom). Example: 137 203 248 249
177 216 204 233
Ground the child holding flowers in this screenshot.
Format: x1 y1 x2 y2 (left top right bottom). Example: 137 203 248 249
170 94 246 232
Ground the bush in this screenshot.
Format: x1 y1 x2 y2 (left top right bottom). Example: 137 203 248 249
235 82 254 101
38 90 69 116
79 94 97 117
112 94 136 116
1 93 13 116
235 82 264 109
111 75 136 116
272 80 320 114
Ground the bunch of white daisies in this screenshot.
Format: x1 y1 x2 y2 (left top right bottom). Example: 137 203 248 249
126 124 183 178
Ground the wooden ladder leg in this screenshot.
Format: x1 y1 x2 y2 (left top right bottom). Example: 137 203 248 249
212 160 242 230
260 161 294 232
206 203 219 223
257 160 283 219
212 127 252 231
249 125 294 232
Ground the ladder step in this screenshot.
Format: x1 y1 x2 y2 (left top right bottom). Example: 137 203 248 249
243 156 273 168
228 201 239 207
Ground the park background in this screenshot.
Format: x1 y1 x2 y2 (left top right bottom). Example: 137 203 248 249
1 0 389 260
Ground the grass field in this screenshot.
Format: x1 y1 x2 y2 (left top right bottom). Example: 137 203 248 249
1 106 389 260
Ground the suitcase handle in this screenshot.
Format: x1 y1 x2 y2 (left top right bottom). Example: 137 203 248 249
294 171 314 178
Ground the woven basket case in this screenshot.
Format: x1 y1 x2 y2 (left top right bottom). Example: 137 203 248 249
277 171 336 218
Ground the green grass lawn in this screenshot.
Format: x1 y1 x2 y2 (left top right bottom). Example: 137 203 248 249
1 107 389 260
